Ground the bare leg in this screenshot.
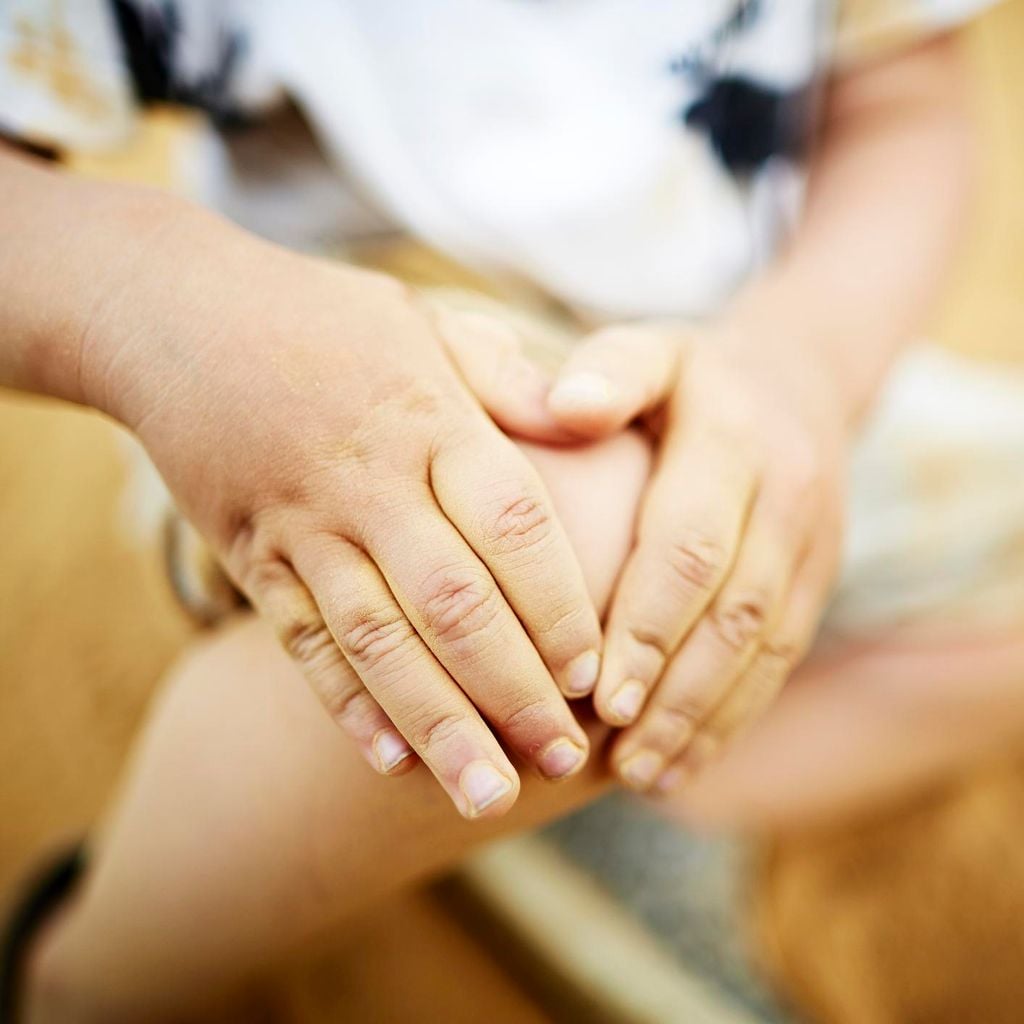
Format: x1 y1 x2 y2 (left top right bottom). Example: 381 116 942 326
26 428 1024 1018
27 432 651 1022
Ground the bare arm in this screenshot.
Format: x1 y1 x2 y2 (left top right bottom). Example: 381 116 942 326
727 33 975 425
0 144 159 405
0 145 607 816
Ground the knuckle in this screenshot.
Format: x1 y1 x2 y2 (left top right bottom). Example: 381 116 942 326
239 546 296 603
433 412 480 454
533 600 590 647
340 612 416 672
280 615 338 670
665 532 728 595
627 623 671 660
414 710 466 754
760 635 800 672
497 695 554 746
710 593 769 652
421 569 502 646
322 684 375 728
656 694 709 734
487 494 552 554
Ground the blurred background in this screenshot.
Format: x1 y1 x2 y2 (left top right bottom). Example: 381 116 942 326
2 2 1024 1021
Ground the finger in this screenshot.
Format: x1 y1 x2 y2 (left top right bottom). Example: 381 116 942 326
673 528 840 773
434 307 577 443
293 535 522 819
431 428 604 700
650 645 793 797
593 435 754 727
360 489 592 781
611 499 800 790
547 324 682 439
244 555 417 777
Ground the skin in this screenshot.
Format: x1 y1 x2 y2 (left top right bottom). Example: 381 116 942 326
0 35 972 812
0 145 604 819
25 433 647 1023
673 626 1024 832
0 22 1004 1024
26 432 1024 1023
486 35 976 791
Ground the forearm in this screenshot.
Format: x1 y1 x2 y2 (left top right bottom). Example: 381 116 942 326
0 146 175 409
0 146 346 430
724 35 974 426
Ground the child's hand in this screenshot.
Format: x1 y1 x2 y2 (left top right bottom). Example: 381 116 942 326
81 205 599 819
496 320 848 791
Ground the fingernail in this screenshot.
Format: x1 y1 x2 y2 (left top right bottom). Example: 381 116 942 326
607 680 646 724
618 749 665 791
459 761 514 817
549 371 616 411
538 737 587 780
373 729 413 773
565 650 600 695
654 765 688 795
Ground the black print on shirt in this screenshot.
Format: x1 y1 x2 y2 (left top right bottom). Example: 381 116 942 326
670 0 813 176
110 0 249 126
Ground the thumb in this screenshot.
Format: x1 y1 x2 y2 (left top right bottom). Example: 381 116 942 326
547 324 683 439
433 307 577 443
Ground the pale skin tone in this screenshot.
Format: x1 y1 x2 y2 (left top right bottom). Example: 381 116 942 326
1 146 603 819
25 431 1024 1023
24 434 644 1023
0 35 972 810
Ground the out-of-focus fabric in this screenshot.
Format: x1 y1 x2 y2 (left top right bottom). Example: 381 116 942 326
0 0 994 320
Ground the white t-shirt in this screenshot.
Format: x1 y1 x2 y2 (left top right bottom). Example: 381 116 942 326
0 0 995 320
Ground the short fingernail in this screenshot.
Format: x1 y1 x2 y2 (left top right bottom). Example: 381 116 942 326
565 650 600 696
373 729 413 773
459 761 514 817
607 680 646 724
654 765 689 795
618 749 665 791
549 371 616 411
538 737 587 780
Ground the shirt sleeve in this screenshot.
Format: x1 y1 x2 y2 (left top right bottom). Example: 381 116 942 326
836 0 1002 65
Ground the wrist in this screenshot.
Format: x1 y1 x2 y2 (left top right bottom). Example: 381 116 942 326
713 297 864 438
86 211 401 436
70 186 224 425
